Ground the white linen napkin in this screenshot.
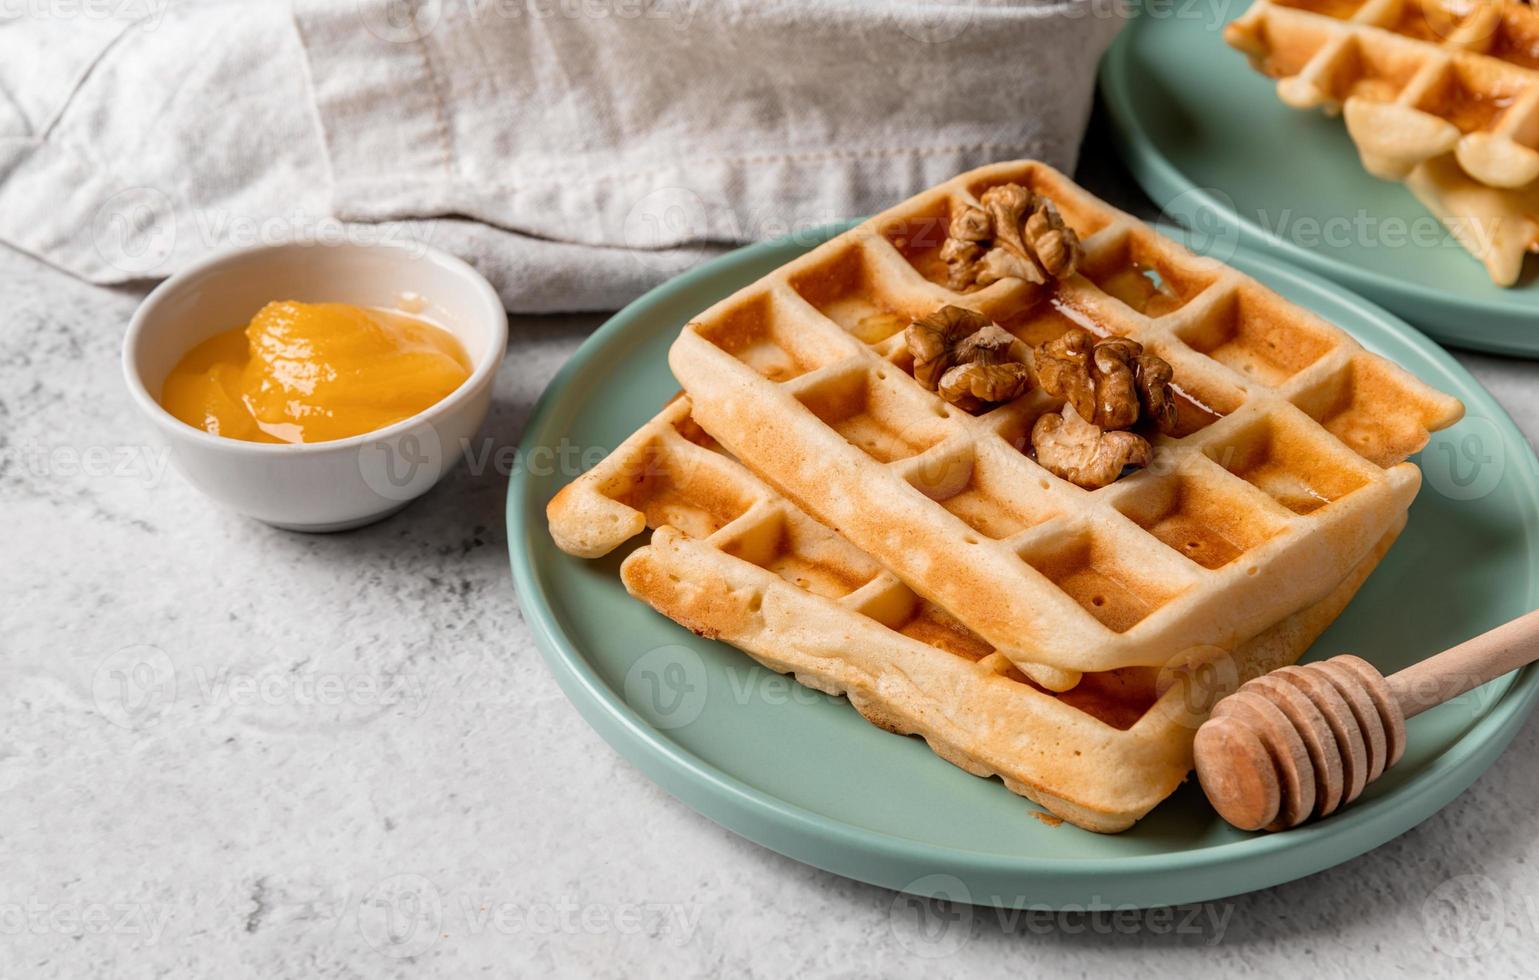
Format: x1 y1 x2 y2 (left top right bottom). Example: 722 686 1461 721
0 0 1123 313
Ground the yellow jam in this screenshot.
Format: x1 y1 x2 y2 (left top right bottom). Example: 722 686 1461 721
160 300 471 444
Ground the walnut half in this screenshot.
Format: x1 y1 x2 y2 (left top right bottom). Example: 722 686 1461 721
906 307 1031 412
1032 404 1152 490
1034 327 1178 435
938 361 1033 414
907 305 989 390
940 184 1084 291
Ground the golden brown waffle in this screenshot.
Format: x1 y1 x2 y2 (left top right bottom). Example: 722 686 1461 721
664 161 1460 688
547 397 1401 832
1226 0 1539 283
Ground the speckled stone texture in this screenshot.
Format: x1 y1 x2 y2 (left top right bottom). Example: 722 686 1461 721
4 156 1539 978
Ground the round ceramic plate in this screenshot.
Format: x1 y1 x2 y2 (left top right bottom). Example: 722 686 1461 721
1100 1 1539 356
507 228 1539 909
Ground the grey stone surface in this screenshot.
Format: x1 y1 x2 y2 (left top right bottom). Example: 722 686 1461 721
3 163 1538 977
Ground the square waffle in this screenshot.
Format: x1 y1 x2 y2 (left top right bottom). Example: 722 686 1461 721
547 397 1401 832
1226 0 1539 283
665 161 1460 689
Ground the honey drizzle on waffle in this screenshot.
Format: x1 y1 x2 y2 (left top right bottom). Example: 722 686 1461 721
665 162 1462 682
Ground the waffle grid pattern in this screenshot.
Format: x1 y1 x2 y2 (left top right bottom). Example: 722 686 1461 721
668 162 1460 683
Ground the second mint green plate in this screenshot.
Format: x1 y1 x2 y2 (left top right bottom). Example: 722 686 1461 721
1101 0 1539 356
508 228 1539 908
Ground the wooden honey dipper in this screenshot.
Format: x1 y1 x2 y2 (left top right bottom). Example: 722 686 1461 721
1194 609 1539 832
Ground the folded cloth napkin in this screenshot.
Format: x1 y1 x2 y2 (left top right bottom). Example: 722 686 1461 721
0 0 1122 313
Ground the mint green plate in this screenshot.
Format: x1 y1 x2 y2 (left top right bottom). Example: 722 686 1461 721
507 228 1539 909
1101 1 1539 356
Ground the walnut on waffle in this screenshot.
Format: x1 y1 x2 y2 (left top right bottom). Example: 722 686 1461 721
1226 0 1539 283
547 397 1403 832
664 161 1461 690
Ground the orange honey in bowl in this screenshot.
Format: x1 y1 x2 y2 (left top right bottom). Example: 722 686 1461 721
160 300 471 444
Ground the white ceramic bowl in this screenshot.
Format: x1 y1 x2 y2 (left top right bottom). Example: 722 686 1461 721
122 240 507 531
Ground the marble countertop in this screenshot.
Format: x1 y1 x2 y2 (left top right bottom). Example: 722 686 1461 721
6 153 1539 978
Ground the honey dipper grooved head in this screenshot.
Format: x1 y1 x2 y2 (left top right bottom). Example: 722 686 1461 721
1195 655 1406 832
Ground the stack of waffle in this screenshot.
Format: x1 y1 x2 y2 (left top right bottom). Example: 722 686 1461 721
1227 0 1539 284
546 162 1463 832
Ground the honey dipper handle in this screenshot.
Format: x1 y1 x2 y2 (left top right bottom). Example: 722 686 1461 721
1387 608 1539 718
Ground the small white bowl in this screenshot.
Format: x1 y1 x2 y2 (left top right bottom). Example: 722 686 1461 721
122 240 507 532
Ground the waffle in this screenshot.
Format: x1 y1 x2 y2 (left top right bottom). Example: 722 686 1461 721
664 161 1461 688
1405 152 1539 282
1226 0 1539 283
548 397 1401 832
